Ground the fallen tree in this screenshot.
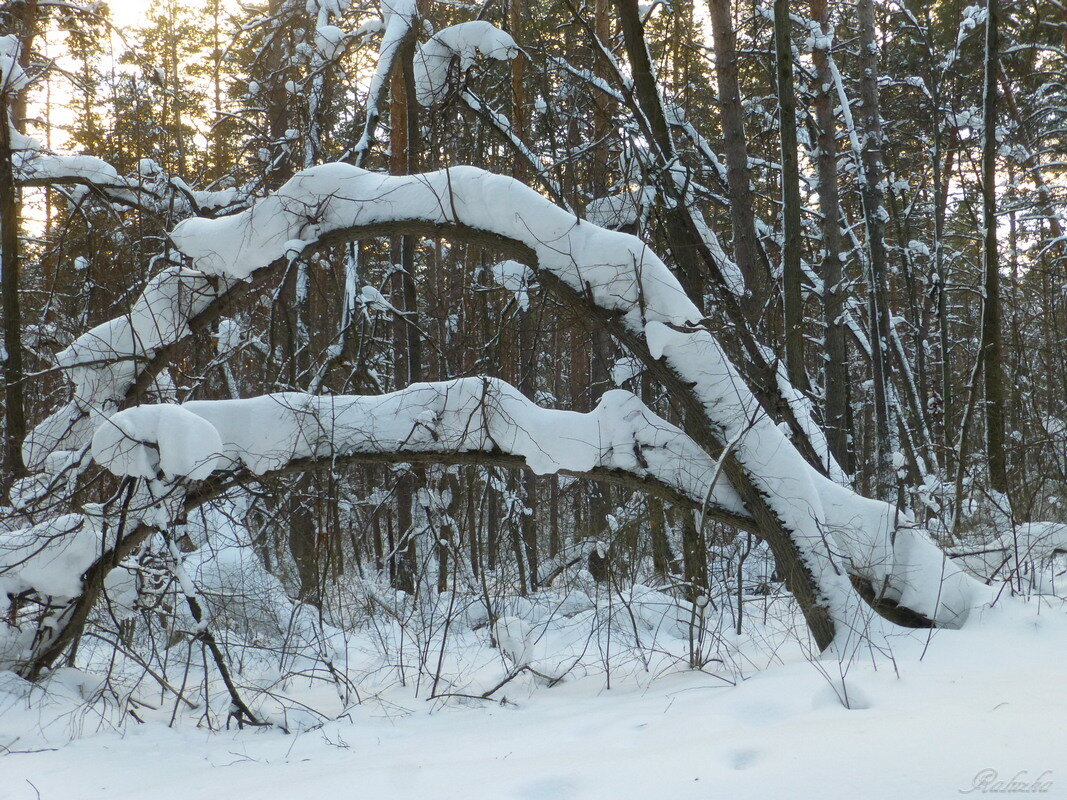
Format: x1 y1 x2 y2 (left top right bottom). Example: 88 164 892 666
3 163 990 678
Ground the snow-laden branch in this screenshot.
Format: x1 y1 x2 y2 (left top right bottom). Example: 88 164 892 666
89 378 751 527
414 21 518 106
21 266 221 474
11 129 245 216
349 0 420 161
16 162 988 667
167 163 991 639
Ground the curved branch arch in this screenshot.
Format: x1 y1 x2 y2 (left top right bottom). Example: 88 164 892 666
18 164 989 675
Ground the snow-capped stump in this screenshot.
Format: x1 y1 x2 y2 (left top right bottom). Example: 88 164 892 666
91 404 224 482
413 21 519 105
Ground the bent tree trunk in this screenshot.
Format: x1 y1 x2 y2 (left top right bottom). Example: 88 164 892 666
14 165 991 678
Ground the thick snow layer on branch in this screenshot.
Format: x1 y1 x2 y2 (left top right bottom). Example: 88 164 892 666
23 268 217 470
414 21 518 105
12 129 246 214
11 128 119 186
91 405 224 482
170 164 698 326
92 379 747 518
0 35 29 94
351 0 419 155
0 514 101 599
168 163 989 633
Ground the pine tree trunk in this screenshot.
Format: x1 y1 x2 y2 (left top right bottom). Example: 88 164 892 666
389 27 423 594
856 0 895 497
706 0 771 319
774 0 809 394
0 102 26 489
809 0 851 473
981 0 1008 496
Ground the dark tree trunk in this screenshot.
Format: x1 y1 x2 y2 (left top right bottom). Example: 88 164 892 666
856 0 895 497
0 102 26 490
808 0 851 473
773 0 809 394
706 0 772 319
981 0 1008 495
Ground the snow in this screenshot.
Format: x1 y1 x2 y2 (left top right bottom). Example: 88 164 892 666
1 599 1065 800
0 34 29 94
16 147 121 185
313 24 346 59
169 164 697 326
0 514 101 600
357 284 398 313
91 404 225 482
91 379 747 520
414 21 518 106
585 187 652 231
166 161 989 635
610 356 643 386
490 259 534 310
12 128 246 214
350 0 419 156
22 266 217 471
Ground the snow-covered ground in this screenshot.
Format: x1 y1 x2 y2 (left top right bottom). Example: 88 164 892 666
2 598 1064 800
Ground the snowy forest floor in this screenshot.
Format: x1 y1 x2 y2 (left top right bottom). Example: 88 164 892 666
2 596 1065 799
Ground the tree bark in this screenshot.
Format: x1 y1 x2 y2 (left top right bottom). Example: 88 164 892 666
774 0 809 394
1 100 26 489
981 0 1008 495
855 0 895 497
808 0 851 473
706 0 771 318
389 26 423 594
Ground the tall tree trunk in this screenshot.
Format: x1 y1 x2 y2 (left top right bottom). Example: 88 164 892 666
511 0 539 590
809 0 850 472
613 0 833 480
981 0 1008 496
1 101 26 489
389 26 423 594
855 0 895 497
0 3 35 491
612 0 704 305
774 0 809 394
706 0 771 319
